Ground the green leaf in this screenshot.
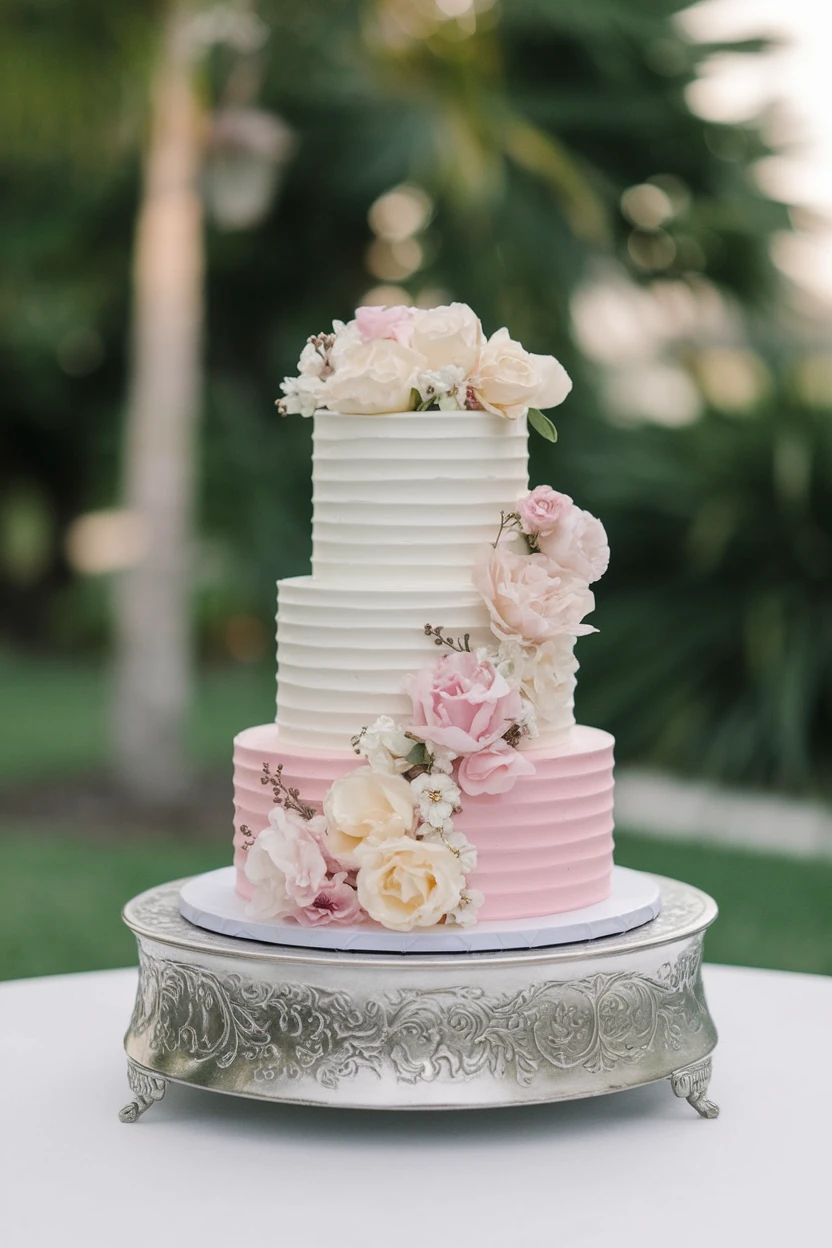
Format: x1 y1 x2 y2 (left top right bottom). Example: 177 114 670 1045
409 388 422 411
406 742 430 766
528 408 558 443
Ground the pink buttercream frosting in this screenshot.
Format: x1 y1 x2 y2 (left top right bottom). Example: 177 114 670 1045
232 723 615 922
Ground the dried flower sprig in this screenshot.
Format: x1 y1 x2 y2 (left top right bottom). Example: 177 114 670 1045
424 623 471 653
492 509 538 552
260 761 316 820
240 823 256 851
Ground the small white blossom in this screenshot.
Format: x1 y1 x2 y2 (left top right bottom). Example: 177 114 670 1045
355 716 413 775
446 887 485 928
419 823 478 874
411 771 461 828
494 638 526 682
516 697 539 740
280 373 325 417
415 364 466 408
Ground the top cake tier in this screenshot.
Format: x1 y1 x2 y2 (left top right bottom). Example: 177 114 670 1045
311 410 529 587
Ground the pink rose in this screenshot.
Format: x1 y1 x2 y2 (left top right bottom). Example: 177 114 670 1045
457 741 536 796
404 651 523 756
473 545 596 644
355 304 414 345
537 505 609 584
517 485 573 537
293 873 364 927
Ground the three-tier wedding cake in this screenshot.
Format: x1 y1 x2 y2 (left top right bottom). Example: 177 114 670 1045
230 303 615 935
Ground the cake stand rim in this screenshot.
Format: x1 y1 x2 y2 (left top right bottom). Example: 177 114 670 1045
122 871 718 967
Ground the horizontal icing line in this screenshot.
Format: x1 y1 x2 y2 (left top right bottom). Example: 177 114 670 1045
459 811 614 835
473 851 613 880
471 864 613 891
471 832 615 860
278 583 482 601
313 456 527 470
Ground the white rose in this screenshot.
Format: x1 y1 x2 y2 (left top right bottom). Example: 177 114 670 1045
323 767 415 868
538 507 609 584
322 338 424 414
471 328 572 420
521 636 579 731
355 834 465 931
356 715 414 775
411 303 482 375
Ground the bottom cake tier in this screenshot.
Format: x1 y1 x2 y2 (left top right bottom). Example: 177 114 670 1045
232 723 615 922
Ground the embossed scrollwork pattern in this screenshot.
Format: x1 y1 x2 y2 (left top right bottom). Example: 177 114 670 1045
127 939 710 1091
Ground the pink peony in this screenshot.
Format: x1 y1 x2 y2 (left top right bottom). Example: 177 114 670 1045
355 304 414 345
404 651 523 756
293 873 364 927
537 506 610 584
516 485 573 537
457 740 536 796
473 545 596 644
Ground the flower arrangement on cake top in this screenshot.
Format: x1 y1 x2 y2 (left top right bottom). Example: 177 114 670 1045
241 486 609 933
276 302 571 441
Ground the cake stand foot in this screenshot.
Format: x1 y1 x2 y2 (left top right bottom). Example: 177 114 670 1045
119 1058 167 1123
670 1057 719 1119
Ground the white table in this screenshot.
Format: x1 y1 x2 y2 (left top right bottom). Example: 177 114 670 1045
1 964 829 1248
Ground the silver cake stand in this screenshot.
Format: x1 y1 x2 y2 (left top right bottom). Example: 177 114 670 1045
119 874 719 1121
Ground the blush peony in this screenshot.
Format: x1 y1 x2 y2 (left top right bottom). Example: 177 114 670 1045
244 807 330 920
355 835 465 931
537 505 610 584
323 767 416 869
457 740 536 796
404 650 523 756
473 545 596 644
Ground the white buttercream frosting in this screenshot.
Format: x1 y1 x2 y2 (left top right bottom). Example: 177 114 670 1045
311 410 528 586
276 578 494 748
275 409 557 750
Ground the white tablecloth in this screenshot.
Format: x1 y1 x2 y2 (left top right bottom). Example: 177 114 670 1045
1 964 829 1248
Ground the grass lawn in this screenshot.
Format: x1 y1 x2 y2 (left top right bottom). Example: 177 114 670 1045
0 829 830 982
0 650 275 784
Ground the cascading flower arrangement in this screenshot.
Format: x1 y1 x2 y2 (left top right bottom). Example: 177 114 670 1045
241 483 610 934
276 302 571 441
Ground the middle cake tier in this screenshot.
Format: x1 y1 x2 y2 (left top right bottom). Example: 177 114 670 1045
276 577 495 749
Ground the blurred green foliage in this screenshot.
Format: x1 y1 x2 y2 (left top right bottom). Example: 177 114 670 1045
3 0 830 792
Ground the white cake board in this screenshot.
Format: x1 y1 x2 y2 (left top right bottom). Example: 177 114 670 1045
179 866 662 954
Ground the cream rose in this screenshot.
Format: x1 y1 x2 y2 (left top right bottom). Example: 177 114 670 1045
323 767 415 868
355 835 465 931
470 328 571 420
322 338 425 414
410 303 482 375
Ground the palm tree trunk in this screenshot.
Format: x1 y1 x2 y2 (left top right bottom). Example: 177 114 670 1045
113 1 204 805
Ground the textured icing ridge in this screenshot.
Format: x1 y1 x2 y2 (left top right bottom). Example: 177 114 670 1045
312 411 529 586
233 724 614 920
276 578 495 748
